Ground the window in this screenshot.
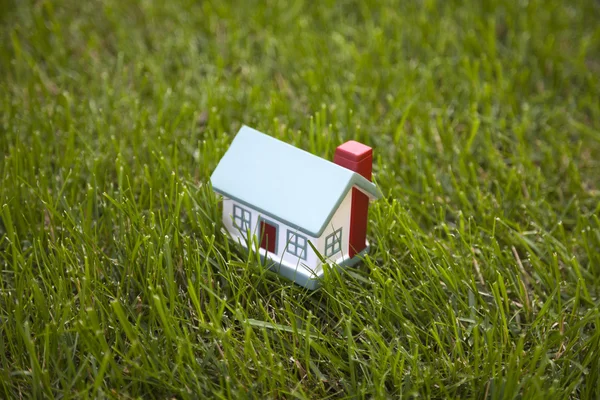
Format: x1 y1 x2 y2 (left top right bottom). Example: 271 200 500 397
233 204 251 235
325 228 342 257
286 231 307 260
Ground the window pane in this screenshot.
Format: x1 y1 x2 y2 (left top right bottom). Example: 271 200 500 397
324 228 342 257
234 205 252 232
285 230 308 259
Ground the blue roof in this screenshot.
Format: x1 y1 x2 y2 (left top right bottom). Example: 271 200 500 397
210 126 382 237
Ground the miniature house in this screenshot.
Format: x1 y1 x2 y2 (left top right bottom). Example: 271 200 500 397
210 126 381 289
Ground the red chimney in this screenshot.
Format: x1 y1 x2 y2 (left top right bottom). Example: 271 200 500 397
333 141 373 258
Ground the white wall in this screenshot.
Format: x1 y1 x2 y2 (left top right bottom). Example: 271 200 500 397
221 197 321 272
221 189 354 279
316 189 352 265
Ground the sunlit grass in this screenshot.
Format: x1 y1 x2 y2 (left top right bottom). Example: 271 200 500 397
1 0 599 398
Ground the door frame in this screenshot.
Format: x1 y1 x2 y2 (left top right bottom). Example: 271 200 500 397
258 216 279 254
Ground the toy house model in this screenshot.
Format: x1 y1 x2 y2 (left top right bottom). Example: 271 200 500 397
210 126 381 289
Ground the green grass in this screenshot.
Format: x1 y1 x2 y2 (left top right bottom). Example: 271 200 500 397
1 0 600 398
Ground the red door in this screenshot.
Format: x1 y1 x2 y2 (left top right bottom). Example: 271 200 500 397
260 220 277 253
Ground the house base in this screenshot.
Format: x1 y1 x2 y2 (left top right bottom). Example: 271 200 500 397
257 245 371 290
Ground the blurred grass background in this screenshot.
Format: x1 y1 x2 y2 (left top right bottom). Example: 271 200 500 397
1 0 599 398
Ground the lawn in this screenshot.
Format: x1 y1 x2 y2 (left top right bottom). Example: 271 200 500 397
1 0 599 398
